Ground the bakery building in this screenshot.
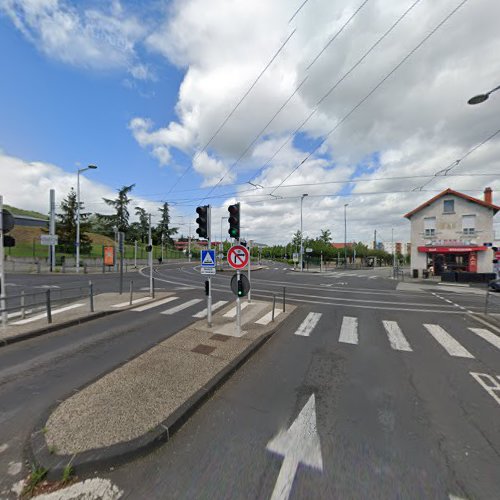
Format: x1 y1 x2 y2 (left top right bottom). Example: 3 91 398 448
404 187 499 276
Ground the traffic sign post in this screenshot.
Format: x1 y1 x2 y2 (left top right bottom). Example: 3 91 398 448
0 196 6 327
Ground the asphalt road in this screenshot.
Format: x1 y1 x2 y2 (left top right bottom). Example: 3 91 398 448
0 261 499 499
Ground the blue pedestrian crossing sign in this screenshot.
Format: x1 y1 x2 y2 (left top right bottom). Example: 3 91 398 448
201 249 216 267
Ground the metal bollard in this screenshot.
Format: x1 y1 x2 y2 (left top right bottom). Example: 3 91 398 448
89 281 94 313
129 280 134 306
272 294 276 322
84 263 88 274
282 287 286 312
46 289 52 324
152 277 155 299
484 290 489 315
21 290 26 319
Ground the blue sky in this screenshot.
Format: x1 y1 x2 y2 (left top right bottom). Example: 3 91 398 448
0 0 498 244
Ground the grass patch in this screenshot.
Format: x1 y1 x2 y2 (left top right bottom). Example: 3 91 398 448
61 464 74 484
22 465 48 498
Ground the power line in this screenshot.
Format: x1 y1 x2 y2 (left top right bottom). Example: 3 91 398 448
289 0 311 23
269 0 470 195
412 125 500 191
166 28 297 194
245 0 423 188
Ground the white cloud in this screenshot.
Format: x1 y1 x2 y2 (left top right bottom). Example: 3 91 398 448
0 0 153 79
0 151 173 224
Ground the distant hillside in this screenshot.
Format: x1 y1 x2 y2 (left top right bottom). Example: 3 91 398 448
4 204 48 220
10 226 114 246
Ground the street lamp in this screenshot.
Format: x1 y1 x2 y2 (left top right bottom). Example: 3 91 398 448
300 194 308 272
344 203 348 269
467 84 500 105
76 165 97 273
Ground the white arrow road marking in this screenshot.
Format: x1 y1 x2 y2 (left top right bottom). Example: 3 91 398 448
266 394 323 500
31 478 123 499
382 320 412 352
339 316 358 344
424 324 474 358
294 312 322 336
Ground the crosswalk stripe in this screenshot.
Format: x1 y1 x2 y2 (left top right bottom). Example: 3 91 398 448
339 316 358 344
161 299 203 315
256 309 283 325
193 301 228 318
294 312 322 336
424 324 474 358
10 304 84 325
469 328 500 350
368 276 378 279
382 320 413 351
223 301 250 318
132 297 178 312
112 297 150 308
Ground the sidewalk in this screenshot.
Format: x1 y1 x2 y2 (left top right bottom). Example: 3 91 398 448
30 299 296 478
0 292 170 346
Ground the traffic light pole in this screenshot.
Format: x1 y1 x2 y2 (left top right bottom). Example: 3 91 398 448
0 195 6 327
148 214 153 297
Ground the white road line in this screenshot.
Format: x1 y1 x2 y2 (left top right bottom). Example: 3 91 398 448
223 301 250 318
193 301 228 318
339 316 358 344
369 276 378 279
293 312 322 336
132 297 179 312
255 309 283 325
470 372 500 406
382 320 413 352
423 324 474 358
469 328 500 350
10 304 84 325
161 299 203 315
112 297 150 308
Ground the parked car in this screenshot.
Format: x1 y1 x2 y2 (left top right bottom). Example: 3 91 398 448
489 278 500 292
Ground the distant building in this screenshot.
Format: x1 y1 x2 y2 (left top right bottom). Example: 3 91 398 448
331 242 353 249
404 187 499 274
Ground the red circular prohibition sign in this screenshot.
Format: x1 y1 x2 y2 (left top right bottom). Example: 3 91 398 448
227 245 249 269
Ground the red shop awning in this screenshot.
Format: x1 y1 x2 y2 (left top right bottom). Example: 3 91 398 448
417 246 487 253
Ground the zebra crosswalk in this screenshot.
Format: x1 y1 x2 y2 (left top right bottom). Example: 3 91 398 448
292 312 500 360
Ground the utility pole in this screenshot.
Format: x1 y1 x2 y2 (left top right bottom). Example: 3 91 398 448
344 203 348 269
300 194 308 272
373 229 377 250
0 195 6 327
49 189 56 272
188 221 191 262
148 214 153 297
392 228 395 272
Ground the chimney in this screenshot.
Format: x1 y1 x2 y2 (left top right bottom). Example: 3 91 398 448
484 187 492 204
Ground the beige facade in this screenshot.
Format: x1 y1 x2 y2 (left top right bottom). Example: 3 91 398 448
405 188 499 274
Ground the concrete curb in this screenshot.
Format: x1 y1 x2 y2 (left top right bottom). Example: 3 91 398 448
27 307 300 480
0 296 159 348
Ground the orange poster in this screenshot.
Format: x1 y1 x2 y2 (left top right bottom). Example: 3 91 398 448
104 246 115 266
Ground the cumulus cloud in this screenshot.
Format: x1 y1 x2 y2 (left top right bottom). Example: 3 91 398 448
131 0 500 243
0 0 153 79
0 151 173 224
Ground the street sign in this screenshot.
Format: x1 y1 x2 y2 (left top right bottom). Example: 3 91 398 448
40 235 59 246
201 249 216 267
231 273 250 297
305 247 313 253
1 209 14 233
227 244 249 269
292 253 299 262
201 267 216 275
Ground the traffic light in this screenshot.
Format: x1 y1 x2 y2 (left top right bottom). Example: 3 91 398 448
228 203 240 239
237 278 244 297
196 205 209 239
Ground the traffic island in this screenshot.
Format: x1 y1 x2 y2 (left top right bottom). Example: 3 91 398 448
29 299 296 478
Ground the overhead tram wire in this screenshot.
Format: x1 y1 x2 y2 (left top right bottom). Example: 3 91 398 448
200 0 376 203
412 125 500 191
244 0 423 189
165 28 297 195
306 0 372 70
268 0 470 196
289 0 311 23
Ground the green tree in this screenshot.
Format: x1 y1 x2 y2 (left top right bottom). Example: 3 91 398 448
99 184 135 234
56 188 92 255
134 207 150 243
291 230 302 249
155 202 178 247
319 229 332 244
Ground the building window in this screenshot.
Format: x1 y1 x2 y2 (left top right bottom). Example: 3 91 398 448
424 217 436 237
443 199 454 213
462 215 476 235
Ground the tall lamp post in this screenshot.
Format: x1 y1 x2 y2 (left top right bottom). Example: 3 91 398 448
300 194 308 272
344 203 348 269
468 84 500 105
76 165 97 273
